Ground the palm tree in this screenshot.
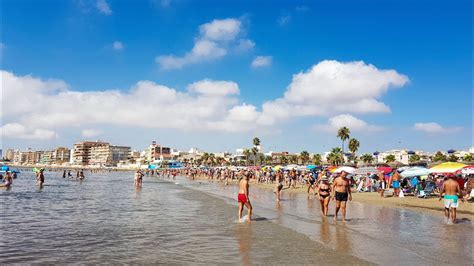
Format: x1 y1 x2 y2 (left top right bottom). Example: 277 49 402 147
360 153 374 165
463 154 473 162
251 147 259 165
348 138 360 162
385 154 396 163
243 149 251 166
253 137 260 148
447 154 459 162
201 153 210 166
337 127 350 153
409 153 421 163
299 151 310 165
432 151 447 162
265 155 273 165
327 147 344 166
312 154 322 165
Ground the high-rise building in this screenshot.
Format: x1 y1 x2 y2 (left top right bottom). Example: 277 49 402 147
146 141 172 162
89 144 131 166
72 141 109 166
52 147 71 164
4 149 17 161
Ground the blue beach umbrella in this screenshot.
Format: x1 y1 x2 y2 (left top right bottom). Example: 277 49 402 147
306 165 317 170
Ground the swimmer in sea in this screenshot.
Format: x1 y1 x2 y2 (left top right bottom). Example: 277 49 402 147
0 171 13 188
134 170 143 187
238 173 252 222
36 169 45 188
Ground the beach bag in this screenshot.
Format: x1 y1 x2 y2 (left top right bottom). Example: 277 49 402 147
399 190 404 198
417 190 426 198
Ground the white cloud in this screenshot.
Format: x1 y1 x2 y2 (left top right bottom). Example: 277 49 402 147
112 41 124 51
278 15 291 26
187 79 239 96
156 18 253 70
81 128 103 138
259 60 409 124
413 122 462 134
1 70 261 137
1 123 57 140
235 39 255 52
96 0 112 15
313 114 384 132
0 60 409 139
251 56 272 68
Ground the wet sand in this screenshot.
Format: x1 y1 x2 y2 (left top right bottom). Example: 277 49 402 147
193 176 473 218
175 175 473 265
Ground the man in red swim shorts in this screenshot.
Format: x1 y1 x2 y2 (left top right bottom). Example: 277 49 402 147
238 172 253 221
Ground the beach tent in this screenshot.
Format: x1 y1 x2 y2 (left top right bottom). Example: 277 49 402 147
429 162 467 173
334 166 356 174
400 166 430 178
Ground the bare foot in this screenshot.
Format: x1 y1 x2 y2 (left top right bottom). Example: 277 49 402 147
334 216 337 221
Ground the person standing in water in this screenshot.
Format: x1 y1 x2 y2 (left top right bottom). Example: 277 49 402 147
79 170 85 180
62 170 67 178
439 175 463 224
134 170 143 187
332 171 352 221
36 169 45 187
238 173 252 222
275 170 283 202
317 177 331 216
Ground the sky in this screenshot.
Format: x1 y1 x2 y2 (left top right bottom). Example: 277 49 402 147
1 0 472 154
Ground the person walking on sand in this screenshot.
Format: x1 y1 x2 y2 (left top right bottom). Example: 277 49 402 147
389 170 401 197
439 175 463 224
332 171 352 221
238 173 252 222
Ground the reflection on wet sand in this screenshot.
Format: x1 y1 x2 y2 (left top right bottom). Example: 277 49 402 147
235 223 252 266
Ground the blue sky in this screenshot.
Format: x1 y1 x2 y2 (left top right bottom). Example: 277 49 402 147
1 0 472 153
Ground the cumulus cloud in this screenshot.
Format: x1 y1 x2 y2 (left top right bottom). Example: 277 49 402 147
1 60 409 139
81 128 103 138
1 70 262 139
413 122 462 134
96 0 112 15
313 114 384 132
1 123 57 140
112 41 124 51
251 56 272 68
259 60 409 125
156 18 253 69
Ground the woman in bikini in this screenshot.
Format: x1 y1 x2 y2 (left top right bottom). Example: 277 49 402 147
318 178 331 216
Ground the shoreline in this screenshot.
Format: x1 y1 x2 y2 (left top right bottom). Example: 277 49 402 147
188 174 474 218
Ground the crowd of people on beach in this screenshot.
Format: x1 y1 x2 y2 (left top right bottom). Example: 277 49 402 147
2 164 472 224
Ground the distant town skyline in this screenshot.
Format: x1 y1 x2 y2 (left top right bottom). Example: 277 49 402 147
1 0 472 153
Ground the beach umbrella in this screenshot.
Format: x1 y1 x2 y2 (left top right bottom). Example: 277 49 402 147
430 162 467 173
273 165 283 171
284 164 298 170
377 166 392 174
334 166 356 174
400 167 430 178
326 166 338 173
1 165 9 171
354 166 378 175
455 165 474 175
306 165 317 170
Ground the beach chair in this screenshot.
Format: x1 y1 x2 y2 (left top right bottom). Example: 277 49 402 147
417 181 437 198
